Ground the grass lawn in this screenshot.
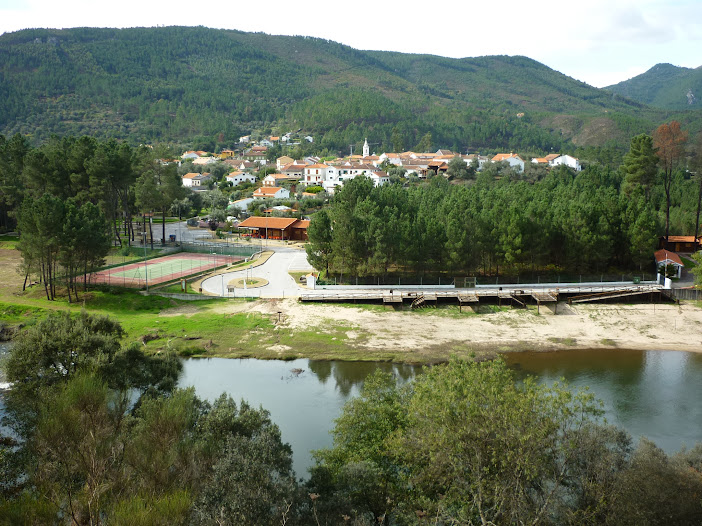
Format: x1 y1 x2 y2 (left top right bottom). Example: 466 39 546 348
0 247 382 361
155 282 199 294
288 271 309 283
681 256 697 267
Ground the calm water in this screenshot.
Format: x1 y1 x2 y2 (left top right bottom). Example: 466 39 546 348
178 358 418 477
2 346 701 479
180 350 702 478
502 349 702 454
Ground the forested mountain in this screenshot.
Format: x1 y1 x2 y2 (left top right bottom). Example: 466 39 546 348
0 26 692 153
606 63 702 111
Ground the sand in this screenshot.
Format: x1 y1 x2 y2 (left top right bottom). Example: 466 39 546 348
206 299 702 355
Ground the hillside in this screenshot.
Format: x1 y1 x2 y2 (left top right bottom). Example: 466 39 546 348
0 26 679 152
606 63 702 110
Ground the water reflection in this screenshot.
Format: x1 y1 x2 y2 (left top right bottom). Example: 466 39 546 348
178 358 419 478
503 349 702 454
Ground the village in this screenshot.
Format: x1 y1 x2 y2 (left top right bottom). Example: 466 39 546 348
177 134 584 241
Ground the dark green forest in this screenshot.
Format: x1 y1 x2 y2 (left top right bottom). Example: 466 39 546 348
0 133 193 300
1 26 697 154
606 62 702 111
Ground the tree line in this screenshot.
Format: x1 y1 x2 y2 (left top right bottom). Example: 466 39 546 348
306 125 700 280
0 134 195 300
2 312 701 525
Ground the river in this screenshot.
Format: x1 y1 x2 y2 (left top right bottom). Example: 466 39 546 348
179 349 702 478
2 345 701 480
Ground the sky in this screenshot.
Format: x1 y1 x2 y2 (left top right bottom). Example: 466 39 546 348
1 0 701 88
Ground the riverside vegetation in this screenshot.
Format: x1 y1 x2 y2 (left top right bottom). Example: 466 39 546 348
1 312 702 525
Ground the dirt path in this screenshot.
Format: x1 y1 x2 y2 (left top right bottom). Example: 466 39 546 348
206 299 702 354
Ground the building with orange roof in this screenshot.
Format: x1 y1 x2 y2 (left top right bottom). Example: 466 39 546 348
491 152 525 172
654 249 684 278
238 216 309 240
659 235 700 253
182 172 212 188
263 173 300 187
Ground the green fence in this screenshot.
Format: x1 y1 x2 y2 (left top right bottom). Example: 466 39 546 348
178 241 259 259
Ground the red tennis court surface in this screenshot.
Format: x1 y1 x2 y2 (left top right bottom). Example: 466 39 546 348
90 253 241 288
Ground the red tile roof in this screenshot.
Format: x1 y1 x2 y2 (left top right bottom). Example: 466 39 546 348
492 153 522 162
238 217 297 229
665 236 698 243
654 249 684 266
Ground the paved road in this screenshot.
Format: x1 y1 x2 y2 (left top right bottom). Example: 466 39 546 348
201 245 314 298
163 221 216 243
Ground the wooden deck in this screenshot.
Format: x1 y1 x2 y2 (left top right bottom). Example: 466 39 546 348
300 284 665 310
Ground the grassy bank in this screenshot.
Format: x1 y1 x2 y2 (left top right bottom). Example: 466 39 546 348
2 246 699 363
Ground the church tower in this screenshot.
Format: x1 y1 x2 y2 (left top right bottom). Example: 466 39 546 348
363 138 369 158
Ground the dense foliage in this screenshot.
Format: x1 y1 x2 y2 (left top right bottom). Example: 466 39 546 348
0 26 683 152
3 315 701 525
310 360 702 525
0 134 194 299
305 161 697 279
606 62 702 111
0 312 298 526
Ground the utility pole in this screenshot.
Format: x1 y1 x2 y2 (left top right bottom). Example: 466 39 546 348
143 232 149 292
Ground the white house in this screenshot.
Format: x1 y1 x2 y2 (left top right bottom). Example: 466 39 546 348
304 136 314 143
403 164 426 178
491 153 525 173
303 164 328 185
335 163 375 181
182 172 212 188
369 171 390 187
551 154 582 171
654 249 684 279
531 153 559 166
229 197 254 211
225 171 257 187
378 153 403 166
464 154 490 171
252 186 290 199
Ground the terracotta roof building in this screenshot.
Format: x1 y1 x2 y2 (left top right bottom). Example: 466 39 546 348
654 249 685 278
659 235 700 253
238 217 309 241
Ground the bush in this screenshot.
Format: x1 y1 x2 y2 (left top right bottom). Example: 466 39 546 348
177 345 207 357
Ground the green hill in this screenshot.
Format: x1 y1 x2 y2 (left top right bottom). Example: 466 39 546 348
606 63 702 110
0 26 686 152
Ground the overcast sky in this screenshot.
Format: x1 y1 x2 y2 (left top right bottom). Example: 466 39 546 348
1 0 700 88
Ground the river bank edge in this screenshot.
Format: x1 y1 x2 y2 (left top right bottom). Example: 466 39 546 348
1 295 701 365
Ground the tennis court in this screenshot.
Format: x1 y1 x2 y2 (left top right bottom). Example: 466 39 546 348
91 252 241 288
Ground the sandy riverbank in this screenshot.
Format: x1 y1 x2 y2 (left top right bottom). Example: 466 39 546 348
195 299 702 358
